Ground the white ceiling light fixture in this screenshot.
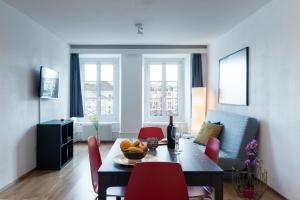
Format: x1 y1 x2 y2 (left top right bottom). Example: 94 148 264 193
135 23 143 35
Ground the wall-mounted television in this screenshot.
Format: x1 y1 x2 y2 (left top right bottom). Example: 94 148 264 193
39 66 59 99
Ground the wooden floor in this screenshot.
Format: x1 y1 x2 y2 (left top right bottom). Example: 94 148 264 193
0 143 285 200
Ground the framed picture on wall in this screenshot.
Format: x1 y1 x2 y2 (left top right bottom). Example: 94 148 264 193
218 47 249 105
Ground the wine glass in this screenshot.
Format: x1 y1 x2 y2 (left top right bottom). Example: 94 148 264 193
175 127 183 152
171 127 182 154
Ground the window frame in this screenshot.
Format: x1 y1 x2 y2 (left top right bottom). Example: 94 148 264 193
144 57 185 123
80 57 120 122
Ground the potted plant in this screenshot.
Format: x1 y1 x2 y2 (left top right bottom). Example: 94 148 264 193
243 139 259 199
232 139 268 199
89 114 100 142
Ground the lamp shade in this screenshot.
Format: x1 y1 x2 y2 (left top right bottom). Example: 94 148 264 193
191 87 207 136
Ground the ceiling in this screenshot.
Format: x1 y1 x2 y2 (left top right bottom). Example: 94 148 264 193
3 0 271 45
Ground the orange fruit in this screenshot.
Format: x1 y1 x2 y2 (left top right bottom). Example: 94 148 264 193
120 140 131 151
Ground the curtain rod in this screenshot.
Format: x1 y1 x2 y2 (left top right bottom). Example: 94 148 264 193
70 45 207 50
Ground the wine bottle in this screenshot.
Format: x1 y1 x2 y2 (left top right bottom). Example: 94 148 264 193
167 116 175 149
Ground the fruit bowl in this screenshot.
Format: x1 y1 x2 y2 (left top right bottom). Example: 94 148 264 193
123 151 147 160
120 139 148 160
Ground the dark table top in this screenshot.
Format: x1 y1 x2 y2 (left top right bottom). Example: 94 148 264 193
99 138 223 174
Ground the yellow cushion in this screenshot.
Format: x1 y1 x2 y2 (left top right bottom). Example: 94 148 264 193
194 122 224 145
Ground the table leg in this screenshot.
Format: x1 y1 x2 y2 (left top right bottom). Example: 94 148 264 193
212 174 223 200
98 174 110 200
98 185 107 200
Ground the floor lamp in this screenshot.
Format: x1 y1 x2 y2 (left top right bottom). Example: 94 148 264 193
191 87 207 136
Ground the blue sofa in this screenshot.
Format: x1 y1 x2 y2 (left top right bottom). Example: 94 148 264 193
197 110 259 175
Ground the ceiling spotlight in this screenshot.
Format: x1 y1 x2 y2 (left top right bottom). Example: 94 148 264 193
135 23 143 34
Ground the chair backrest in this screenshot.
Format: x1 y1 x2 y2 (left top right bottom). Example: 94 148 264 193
138 127 164 140
205 137 220 163
87 136 102 193
124 162 189 200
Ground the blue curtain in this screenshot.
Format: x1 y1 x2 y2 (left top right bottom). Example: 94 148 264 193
70 53 84 117
191 54 203 87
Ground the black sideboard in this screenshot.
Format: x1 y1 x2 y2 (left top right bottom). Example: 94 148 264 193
37 120 73 170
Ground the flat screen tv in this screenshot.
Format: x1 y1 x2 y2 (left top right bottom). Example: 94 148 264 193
39 66 59 99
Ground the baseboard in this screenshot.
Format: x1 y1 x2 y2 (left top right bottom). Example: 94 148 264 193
227 170 288 200
0 168 35 193
267 185 288 200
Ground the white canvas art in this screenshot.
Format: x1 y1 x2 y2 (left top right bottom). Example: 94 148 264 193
219 47 248 105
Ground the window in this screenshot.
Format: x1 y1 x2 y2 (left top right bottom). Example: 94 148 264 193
144 58 184 122
81 57 120 122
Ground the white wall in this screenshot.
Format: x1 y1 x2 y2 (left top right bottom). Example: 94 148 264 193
207 0 300 199
0 0 70 190
120 54 143 134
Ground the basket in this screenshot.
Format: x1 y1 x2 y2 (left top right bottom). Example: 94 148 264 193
232 165 268 200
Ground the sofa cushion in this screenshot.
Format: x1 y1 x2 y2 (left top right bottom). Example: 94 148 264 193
194 122 224 145
197 144 229 159
195 110 259 172
197 144 245 171
206 110 258 161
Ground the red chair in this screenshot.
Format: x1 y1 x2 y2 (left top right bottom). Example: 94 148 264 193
124 162 189 200
188 137 220 199
87 136 126 200
205 137 220 163
138 127 165 140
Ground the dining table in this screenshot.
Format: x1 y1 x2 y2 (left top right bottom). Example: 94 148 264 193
98 138 224 200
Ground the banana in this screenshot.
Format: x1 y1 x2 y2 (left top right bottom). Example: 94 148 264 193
131 140 140 147
125 146 144 153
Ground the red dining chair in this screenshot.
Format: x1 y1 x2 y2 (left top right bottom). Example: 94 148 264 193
87 136 126 200
124 162 189 200
138 127 165 140
205 137 220 163
188 137 220 199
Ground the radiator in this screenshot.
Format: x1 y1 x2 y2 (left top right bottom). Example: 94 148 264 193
74 122 119 141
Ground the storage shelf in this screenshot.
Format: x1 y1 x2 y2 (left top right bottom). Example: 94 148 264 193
61 138 73 147
37 120 74 170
